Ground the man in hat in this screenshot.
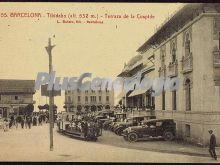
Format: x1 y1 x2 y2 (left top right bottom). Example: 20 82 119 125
208 130 217 160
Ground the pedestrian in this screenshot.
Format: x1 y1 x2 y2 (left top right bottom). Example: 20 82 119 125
38 115 42 126
208 130 217 160
33 116 37 126
3 119 8 132
21 117 24 129
27 116 32 129
24 116 28 129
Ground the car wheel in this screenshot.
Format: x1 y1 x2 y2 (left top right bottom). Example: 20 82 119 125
163 131 174 141
128 133 138 142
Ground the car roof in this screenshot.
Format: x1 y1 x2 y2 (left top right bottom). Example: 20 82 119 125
142 119 174 123
127 115 154 119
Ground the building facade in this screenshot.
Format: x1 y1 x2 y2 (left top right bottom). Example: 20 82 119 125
0 80 36 118
137 3 220 146
64 88 114 112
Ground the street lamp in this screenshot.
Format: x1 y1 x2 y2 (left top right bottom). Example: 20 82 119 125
45 37 56 151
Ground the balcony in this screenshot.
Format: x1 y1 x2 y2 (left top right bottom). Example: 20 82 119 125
213 50 220 68
158 65 166 78
167 61 178 78
181 52 193 74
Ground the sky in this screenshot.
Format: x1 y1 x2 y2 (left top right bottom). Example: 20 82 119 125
0 2 183 112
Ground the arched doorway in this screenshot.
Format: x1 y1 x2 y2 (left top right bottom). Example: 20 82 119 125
105 105 110 109
84 105 90 112
91 105 97 112
97 105 103 111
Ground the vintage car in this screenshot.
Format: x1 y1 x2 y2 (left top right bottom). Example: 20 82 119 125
113 115 156 136
103 113 127 130
95 110 115 124
121 119 176 142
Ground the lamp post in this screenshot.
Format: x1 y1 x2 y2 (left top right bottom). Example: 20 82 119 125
45 37 55 151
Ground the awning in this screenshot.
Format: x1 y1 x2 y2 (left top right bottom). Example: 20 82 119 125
128 89 146 97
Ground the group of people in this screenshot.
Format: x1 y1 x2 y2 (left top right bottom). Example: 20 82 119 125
3 114 48 132
57 113 102 140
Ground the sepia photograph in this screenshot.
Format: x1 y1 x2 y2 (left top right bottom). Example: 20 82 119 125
0 1 219 163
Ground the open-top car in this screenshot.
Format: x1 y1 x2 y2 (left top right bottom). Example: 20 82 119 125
121 119 176 142
113 115 156 136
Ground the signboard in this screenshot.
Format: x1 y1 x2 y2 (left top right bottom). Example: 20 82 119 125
41 84 61 97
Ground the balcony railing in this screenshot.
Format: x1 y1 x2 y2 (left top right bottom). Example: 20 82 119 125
158 65 166 77
167 61 178 77
181 52 193 74
213 50 220 68
0 100 35 104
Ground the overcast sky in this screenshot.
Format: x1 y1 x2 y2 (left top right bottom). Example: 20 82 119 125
0 2 183 111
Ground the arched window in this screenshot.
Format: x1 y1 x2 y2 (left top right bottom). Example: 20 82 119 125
185 33 191 57
185 79 191 111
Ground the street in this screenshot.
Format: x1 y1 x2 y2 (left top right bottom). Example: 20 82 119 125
0 124 218 163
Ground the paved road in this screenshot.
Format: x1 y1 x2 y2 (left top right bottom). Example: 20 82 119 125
0 124 218 162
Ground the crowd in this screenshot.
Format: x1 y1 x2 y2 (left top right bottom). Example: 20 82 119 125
57 113 102 140
2 114 49 132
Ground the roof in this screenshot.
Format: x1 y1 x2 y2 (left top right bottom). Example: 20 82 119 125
142 118 174 123
0 79 35 94
137 3 220 52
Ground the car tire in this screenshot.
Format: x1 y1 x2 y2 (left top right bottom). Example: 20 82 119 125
163 131 174 141
128 133 138 142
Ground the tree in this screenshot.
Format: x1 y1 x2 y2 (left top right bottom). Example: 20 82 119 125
24 104 34 116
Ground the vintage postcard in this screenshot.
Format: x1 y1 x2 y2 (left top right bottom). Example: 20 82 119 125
0 2 219 163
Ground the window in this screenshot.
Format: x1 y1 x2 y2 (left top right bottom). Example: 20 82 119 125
172 90 177 110
185 79 191 111
0 95 1 101
99 96 101 102
185 124 190 137
15 96 18 100
85 96 88 102
91 96 96 103
185 33 191 57
172 42 176 63
85 90 88 94
92 90 95 93
106 96 109 102
160 45 166 67
78 96 81 102
77 89 81 93
162 90 165 110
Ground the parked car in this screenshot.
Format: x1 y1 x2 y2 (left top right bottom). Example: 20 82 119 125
113 115 156 136
121 119 176 142
103 113 127 130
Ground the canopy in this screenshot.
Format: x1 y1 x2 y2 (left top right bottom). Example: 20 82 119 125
128 89 146 97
